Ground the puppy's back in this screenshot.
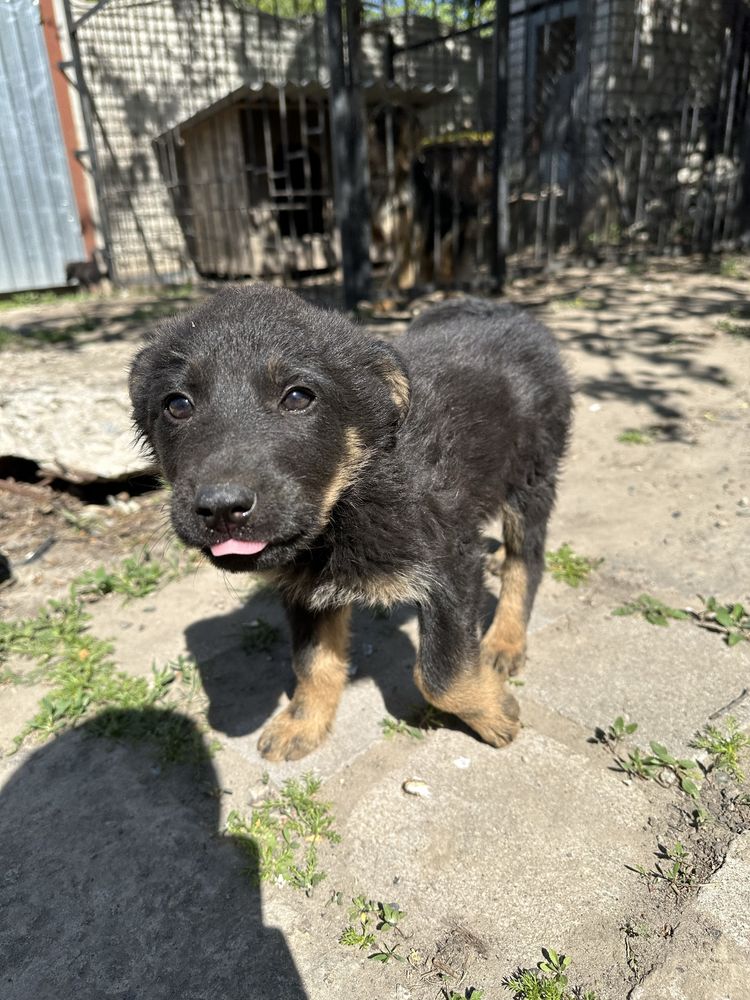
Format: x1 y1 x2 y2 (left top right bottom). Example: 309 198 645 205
393 298 572 517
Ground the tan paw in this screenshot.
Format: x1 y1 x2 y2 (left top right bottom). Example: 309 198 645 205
256 705 329 762
479 637 526 677
461 686 521 747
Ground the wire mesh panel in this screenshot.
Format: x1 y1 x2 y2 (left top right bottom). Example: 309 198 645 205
66 0 750 290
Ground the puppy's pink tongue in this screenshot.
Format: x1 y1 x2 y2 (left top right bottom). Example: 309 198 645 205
210 539 268 557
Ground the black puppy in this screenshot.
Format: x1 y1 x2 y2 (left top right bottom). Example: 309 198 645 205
130 286 572 761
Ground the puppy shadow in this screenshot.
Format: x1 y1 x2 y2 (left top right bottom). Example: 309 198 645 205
184 551 504 744
0 709 308 998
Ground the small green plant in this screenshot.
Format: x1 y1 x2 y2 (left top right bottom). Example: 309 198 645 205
692 717 750 782
381 716 425 740
339 925 377 950
550 295 603 312
716 318 750 339
617 428 653 445
593 715 638 748
630 842 695 895
0 592 93 673
73 554 166 601
340 896 407 962
444 990 484 1000
239 618 281 653
719 256 745 279
546 544 603 587
612 594 689 627
369 942 404 963
504 949 597 1000
1 590 217 763
616 741 700 799
689 597 749 647
226 775 340 892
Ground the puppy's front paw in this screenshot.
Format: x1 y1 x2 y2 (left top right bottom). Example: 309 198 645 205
479 637 526 677
463 686 520 748
257 704 329 762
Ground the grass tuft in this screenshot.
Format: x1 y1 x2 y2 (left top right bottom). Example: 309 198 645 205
226 775 340 892
546 544 603 587
612 594 689 627
692 717 750 782
380 716 425 740
504 949 597 1000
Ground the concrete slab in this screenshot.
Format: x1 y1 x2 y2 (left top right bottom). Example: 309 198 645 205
631 833 750 1000
522 604 750 757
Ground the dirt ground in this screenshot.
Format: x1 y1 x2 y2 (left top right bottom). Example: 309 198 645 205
1 259 750 999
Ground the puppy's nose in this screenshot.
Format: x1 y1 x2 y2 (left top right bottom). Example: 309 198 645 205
194 484 257 530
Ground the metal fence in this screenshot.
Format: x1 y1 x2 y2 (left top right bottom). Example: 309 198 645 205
63 0 750 301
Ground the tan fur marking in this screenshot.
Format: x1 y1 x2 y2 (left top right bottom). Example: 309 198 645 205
501 502 525 552
481 557 528 675
414 661 520 748
320 427 367 523
383 365 411 421
257 606 351 762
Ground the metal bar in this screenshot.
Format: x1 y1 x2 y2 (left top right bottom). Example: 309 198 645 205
490 0 509 292
72 0 116 34
325 0 371 308
61 0 116 281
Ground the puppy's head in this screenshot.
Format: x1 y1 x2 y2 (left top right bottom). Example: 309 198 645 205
129 284 409 572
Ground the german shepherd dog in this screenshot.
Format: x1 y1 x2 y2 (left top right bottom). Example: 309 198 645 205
129 286 572 761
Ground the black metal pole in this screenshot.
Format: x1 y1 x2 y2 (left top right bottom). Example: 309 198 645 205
326 0 372 309
490 0 510 292
61 0 116 282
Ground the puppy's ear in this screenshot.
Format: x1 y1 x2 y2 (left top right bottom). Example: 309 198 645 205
128 341 159 442
369 341 411 431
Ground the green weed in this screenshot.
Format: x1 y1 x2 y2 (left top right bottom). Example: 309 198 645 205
0 289 86 311
443 990 484 1000
692 717 750 782
617 428 653 445
73 553 166 601
716 318 750 339
689 596 749 647
630 842 695 895
226 775 340 892
340 896 407 963
380 716 425 740
2 593 216 762
504 949 597 1000
612 594 689 627
550 295 603 312
546 544 603 587
593 715 638 748
616 741 701 799
719 256 745 279
0 592 92 674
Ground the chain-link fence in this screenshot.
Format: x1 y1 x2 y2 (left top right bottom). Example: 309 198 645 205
64 0 750 299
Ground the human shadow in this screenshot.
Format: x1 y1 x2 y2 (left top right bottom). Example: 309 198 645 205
184 553 503 744
0 710 308 999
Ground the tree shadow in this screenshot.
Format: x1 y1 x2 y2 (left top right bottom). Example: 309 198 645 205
0 709 308 999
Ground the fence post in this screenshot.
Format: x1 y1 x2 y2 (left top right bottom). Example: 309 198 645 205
60 0 116 282
490 0 510 293
326 0 372 309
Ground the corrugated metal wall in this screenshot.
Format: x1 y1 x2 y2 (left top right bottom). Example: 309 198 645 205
0 0 83 293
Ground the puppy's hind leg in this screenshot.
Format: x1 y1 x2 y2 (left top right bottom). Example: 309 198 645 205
414 583 520 749
257 604 351 762
480 488 553 676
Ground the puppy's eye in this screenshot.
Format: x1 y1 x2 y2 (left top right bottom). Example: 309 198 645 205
280 387 315 411
164 394 194 420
